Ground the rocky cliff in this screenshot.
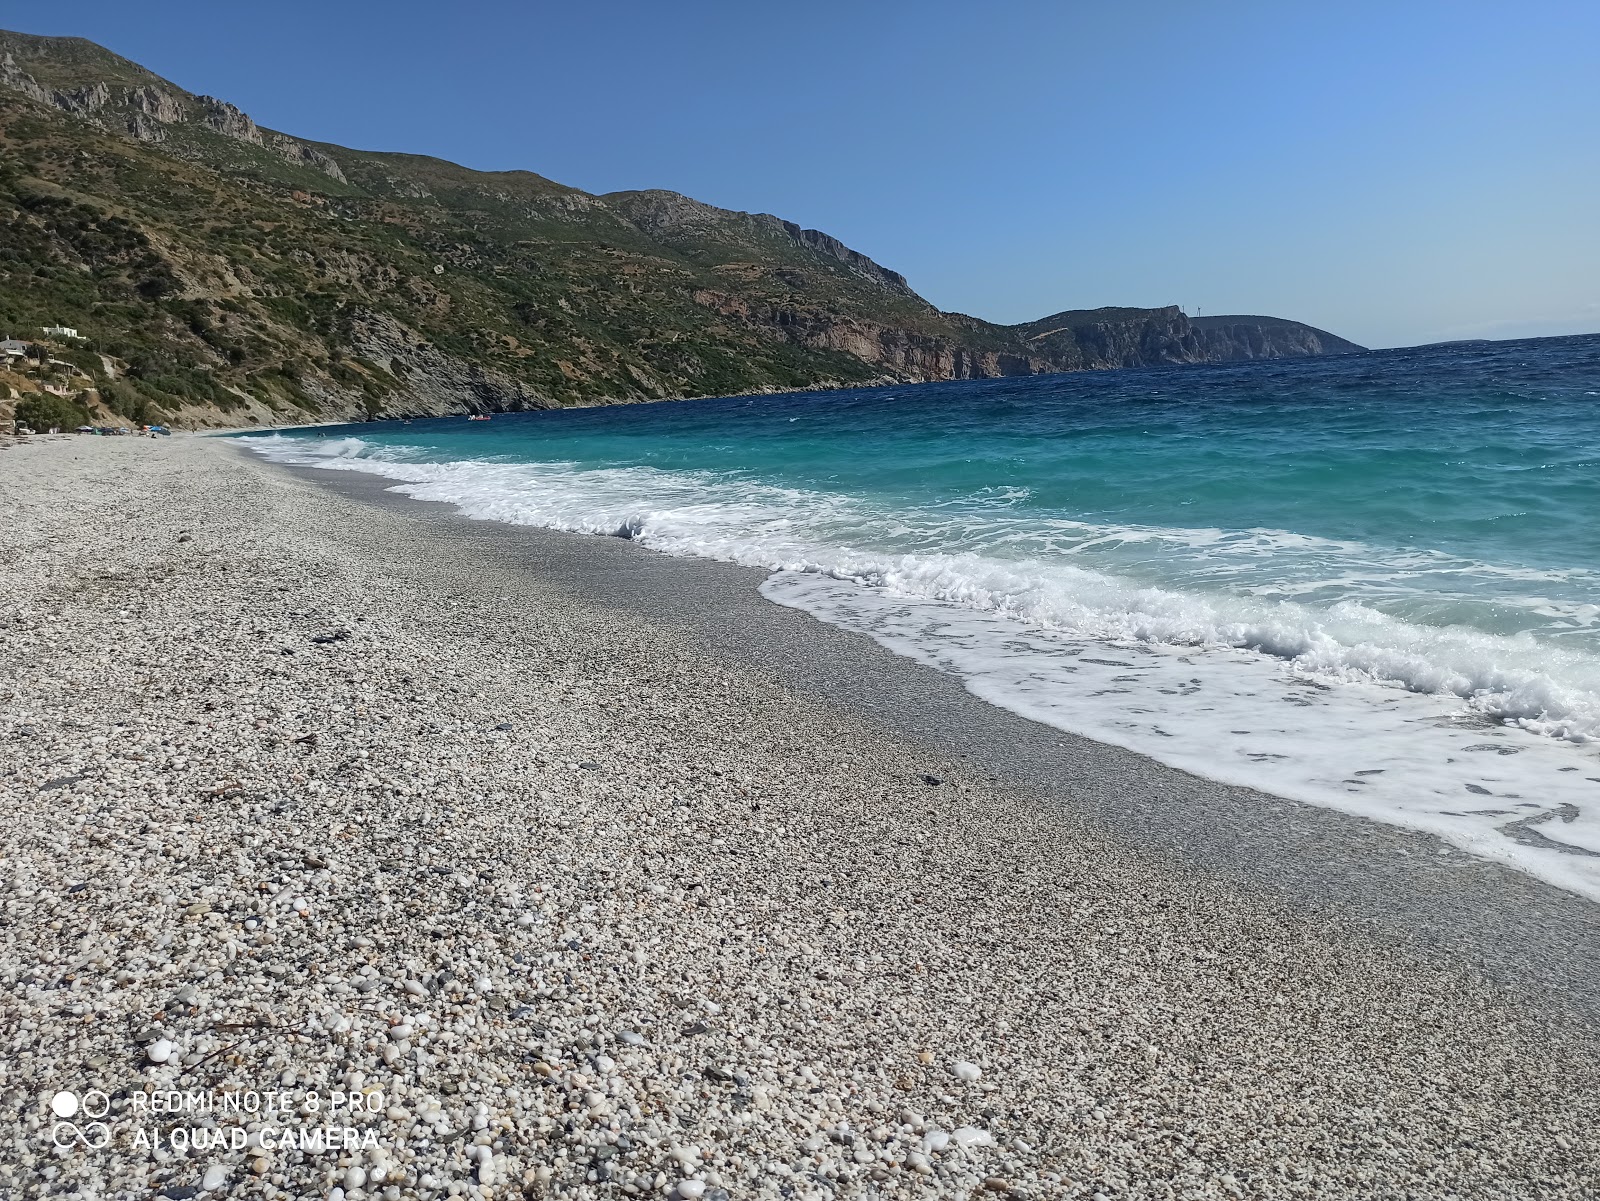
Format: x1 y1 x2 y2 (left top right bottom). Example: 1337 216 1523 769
0 29 1363 430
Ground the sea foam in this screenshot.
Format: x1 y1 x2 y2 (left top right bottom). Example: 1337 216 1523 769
247 432 1600 898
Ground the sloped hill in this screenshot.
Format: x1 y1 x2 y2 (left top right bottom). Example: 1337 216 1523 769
0 29 1362 430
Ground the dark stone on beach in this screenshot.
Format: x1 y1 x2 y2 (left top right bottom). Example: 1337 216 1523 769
703 1064 734 1083
921 773 942 786
40 774 84 791
578 761 601 770
176 533 192 543
1465 784 1492 795
684 1020 710 1036
494 722 514 731
159 1188 201 1199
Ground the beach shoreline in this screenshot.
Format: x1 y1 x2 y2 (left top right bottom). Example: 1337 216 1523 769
3 433 1598 1199
268 446 1600 1024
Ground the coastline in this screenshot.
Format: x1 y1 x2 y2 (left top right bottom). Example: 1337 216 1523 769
275 451 1600 1023
4 434 1598 1198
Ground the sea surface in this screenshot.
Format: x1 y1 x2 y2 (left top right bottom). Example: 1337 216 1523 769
242 333 1600 899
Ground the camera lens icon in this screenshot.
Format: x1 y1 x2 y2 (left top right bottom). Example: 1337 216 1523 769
51 1091 79 1118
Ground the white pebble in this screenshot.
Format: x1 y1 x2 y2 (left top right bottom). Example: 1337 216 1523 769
343 1166 367 1190
951 1126 993 1149
953 1060 982 1082
146 1039 175 1064
678 1182 707 1199
201 1164 227 1190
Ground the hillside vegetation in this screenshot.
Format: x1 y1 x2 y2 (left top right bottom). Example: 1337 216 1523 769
0 30 1363 430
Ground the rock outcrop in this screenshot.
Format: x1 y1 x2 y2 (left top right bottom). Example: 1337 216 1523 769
0 51 47 105
346 309 552 415
0 35 346 183
197 95 263 144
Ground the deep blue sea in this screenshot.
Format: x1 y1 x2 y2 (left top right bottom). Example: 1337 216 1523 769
242 333 1600 897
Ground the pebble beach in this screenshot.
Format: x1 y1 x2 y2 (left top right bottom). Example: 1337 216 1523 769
3 433 1599 1200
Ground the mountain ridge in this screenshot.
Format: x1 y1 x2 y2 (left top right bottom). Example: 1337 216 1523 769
0 28 1363 431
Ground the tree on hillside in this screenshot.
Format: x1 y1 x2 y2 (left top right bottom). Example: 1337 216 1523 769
14 392 88 432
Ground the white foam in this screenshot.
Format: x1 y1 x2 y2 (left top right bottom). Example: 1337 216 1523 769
762 572 1600 899
245 434 1600 897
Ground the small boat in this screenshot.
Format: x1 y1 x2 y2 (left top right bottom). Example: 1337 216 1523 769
467 414 492 422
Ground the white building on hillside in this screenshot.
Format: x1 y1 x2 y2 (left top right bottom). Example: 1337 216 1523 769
42 325 82 339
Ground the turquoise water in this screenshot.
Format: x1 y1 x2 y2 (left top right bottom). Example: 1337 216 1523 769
243 333 1600 896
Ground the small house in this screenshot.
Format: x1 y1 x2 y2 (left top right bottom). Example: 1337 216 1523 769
42 325 82 340
0 338 31 358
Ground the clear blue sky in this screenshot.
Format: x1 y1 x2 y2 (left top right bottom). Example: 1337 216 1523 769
4 0 1596 348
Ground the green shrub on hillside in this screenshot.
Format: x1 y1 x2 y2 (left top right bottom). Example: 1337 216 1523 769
14 392 88 431
100 379 165 426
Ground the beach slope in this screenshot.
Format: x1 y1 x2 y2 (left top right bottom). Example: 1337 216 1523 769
2 434 1596 1199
